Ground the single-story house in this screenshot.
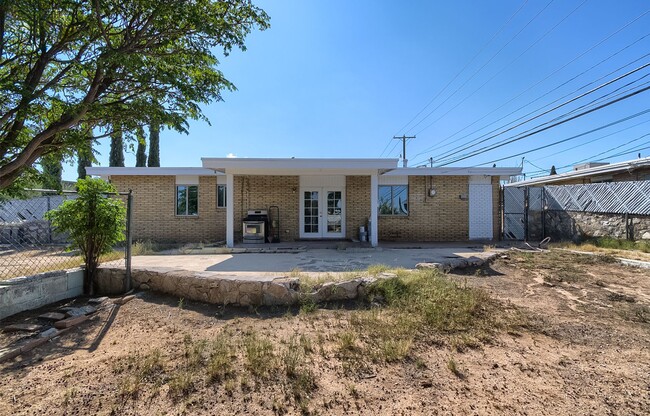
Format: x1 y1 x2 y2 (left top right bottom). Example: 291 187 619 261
509 157 650 187
86 158 521 247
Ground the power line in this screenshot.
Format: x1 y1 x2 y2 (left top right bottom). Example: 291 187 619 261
482 111 650 167
391 0 531 137
411 9 650 161
403 0 558 135
412 36 650 160
436 85 650 166
427 62 650 164
530 117 650 163
409 0 587 137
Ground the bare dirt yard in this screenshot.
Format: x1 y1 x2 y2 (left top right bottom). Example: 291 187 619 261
1 250 649 415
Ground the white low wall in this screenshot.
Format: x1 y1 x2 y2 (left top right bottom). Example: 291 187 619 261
0 268 84 320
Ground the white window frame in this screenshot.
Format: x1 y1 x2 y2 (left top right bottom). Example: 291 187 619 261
217 184 227 208
378 185 409 216
176 184 199 216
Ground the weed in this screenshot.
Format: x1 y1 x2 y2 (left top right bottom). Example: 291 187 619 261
447 358 464 379
367 264 390 275
243 332 276 378
62 388 77 407
299 297 318 314
178 298 185 310
337 331 358 353
207 338 235 383
168 371 194 400
345 382 361 399
224 379 237 395
131 240 161 256
376 338 412 362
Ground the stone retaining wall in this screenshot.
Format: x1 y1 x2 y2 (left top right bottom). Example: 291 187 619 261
96 267 391 307
0 268 84 320
540 211 650 242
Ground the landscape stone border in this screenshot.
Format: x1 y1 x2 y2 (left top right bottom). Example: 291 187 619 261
95 252 502 307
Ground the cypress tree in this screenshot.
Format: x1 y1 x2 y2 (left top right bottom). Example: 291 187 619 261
41 154 62 191
77 140 93 179
147 123 160 167
109 131 125 167
135 134 147 167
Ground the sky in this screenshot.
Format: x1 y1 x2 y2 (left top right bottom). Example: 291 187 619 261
63 0 650 181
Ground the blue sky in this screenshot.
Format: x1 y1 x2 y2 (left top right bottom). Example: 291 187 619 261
64 0 650 180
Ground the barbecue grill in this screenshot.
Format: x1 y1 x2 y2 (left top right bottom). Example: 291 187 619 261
242 209 269 243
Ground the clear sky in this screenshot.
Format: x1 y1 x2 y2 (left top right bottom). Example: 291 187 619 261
63 0 650 180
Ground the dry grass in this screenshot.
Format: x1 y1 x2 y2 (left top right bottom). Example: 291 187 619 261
553 237 650 262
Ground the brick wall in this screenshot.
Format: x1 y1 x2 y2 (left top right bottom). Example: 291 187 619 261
346 176 370 240
109 176 225 243
378 176 470 241
233 175 299 243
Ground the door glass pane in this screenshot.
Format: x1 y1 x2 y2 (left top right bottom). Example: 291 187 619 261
327 191 342 233
304 190 319 233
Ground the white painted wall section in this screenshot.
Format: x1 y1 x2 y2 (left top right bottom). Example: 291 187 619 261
226 173 234 247
370 173 379 247
468 176 493 240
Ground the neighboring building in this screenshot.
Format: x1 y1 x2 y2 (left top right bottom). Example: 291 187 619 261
86 158 520 247
510 157 650 187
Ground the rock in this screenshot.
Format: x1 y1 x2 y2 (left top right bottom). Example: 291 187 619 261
113 295 136 305
139 283 150 290
88 297 109 304
61 307 86 318
3 324 42 333
80 305 97 315
54 315 89 329
39 328 59 338
38 312 66 322
642 232 650 240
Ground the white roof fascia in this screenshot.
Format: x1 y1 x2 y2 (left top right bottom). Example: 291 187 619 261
382 167 522 177
201 158 399 172
506 157 650 187
85 167 222 176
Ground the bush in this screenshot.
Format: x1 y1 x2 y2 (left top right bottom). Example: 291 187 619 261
45 178 126 294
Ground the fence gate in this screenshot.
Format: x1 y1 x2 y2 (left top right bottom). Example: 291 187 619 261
503 186 525 240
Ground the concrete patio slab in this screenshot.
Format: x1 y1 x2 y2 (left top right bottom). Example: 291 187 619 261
131 245 504 276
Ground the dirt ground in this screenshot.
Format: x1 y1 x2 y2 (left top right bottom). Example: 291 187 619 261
0 249 649 415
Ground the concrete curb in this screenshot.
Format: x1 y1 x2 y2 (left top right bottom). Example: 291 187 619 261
415 251 501 272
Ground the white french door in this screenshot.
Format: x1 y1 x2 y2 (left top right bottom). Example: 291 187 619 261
300 188 345 239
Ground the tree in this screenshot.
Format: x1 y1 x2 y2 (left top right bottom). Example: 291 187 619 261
41 154 62 191
550 165 557 175
135 133 147 167
0 1 269 189
109 131 125 167
77 137 93 179
45 178 126 294
147 123 160 167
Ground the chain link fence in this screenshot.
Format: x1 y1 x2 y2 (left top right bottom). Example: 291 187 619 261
0 189 131 280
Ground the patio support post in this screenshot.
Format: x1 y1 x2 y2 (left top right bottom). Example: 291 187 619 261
370 172 378 247
226 173 234 247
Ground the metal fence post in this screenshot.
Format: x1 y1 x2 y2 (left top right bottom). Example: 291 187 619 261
524 187 529 242
125 190 133 292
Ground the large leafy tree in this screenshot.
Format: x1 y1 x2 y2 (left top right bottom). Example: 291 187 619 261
0 0 269 189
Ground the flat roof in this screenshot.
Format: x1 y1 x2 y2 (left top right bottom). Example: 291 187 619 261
201 157 399 172
506 157 650 187
86 167 221 176
384 167 522 177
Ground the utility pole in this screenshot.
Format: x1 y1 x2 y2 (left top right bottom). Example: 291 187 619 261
393 135 415 167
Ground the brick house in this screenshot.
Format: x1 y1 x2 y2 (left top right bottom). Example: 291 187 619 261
86 158 520 247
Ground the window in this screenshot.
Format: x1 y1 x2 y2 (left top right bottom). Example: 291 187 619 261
217 184 227 208
176 185 198 216
379 185 408 216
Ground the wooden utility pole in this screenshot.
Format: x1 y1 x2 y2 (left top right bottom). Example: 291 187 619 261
393 135 416 167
